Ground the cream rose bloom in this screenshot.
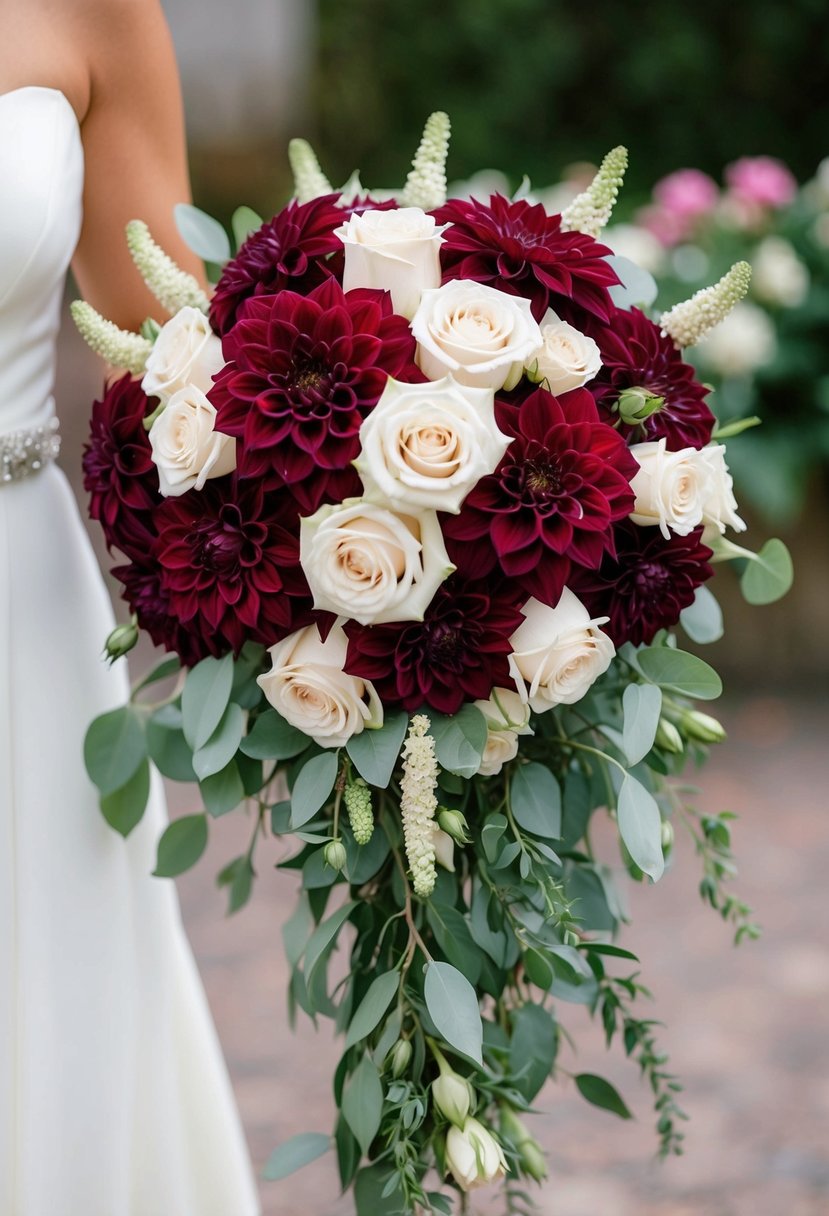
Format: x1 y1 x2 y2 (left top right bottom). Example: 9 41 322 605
299 498 454 625
411 280 542 391
473 687 532 776
699 444 746 533
335 206 446 320
257 624 382 749
445 1118 508 1192
355 376 510 514
141 306 224 402
148 385 236 497
527 310 602 395
509 589 615 713
628 438 711 538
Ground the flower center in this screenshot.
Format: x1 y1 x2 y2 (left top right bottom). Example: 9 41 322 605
290 356 329 394
192 505 265 578
525 458 563 496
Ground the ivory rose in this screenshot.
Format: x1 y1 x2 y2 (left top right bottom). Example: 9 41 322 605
299 498 454 625
698 444 746 533
335 206 446 320
445 1118 509 1192
628 438 710 538
355 376 511 513
142 305 225 402
411 279 542 391
526 310 602 395
148 386 236 497
474 688 533 777
508 589 615 712
257 624 382 749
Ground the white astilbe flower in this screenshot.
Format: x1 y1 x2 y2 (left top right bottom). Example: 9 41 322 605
70 301 153 375
125 220 209 315
400 112 451 210
288 138 333 203
660 262 752 349
400 714 439 898
561 146 628 237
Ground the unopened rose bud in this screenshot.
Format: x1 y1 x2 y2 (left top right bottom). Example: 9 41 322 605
323 839 347 872
433 1069 474 1128
655 718 684 754
616 385 664 426
437 807 471 845
682 710 727 744
445 1117 509 1192
660 819 675 856
501 1109 548 1183
388 1039 412 1078
432 828 456 873
104 616 139 664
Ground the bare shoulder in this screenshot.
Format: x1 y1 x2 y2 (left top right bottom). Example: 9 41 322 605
63 0 177 98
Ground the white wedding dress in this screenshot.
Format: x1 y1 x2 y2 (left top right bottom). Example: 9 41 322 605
0 87 260 1216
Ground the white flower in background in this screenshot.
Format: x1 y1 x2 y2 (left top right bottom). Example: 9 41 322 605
697 301 776 377
526 310 602 395
445 1118 509 1192
509 589 615 713
299 499 454 625
411 280 542 391
257 624 382 750
356 376 510 514
148 386 236 497
752 236 809 308
141 306 225 402
335 207 446 320
474 687 533 777
400 715 439 898
603 223 667 275
628 439 709 538
698 444 746 533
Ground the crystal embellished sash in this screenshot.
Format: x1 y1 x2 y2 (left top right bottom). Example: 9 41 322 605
0 417 61 484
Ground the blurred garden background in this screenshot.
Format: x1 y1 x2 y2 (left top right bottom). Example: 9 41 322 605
56 2 829 1212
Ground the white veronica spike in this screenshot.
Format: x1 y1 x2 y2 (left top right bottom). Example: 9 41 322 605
125 220 209 315
561 145 628 237
288 138 334 203
400 111 451 210
70 301 153 375
660 262 753 349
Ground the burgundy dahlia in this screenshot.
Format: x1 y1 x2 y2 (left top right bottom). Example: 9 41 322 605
83 373 159 559
443 387 638 606
209 194 346 335
210 278 416 513
433 194 619 323
571 521 713 647
345 576 525 715
153 479 309 656
588 308 715 450
112 560 211 668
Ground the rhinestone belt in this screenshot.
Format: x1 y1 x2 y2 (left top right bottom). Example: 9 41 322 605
0 418 61 484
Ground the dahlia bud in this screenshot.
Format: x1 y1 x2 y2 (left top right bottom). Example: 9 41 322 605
70 300 153 376
433 1070 474 1128
388 1039 413 1079
103 616 139 664
655 718 684 754
344 777 374 845
500 1109 548 1183
400 111 451 210
445 1118 508 1192
616 386 664 426
126 219 209 315
437 807 471 845
659 261 752 349
561 145 628 237
323 839 347 872
681 709 727 744
661 819 675 857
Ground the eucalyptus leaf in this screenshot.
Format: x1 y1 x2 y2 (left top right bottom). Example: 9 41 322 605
181 654 234 750
510 1002 557 1102
606 254 658 309
511 763 562 838
263 1132 331 1182
146 715 196 782
680 584 724 644
228 856 254 914
428 706 488 778
174 202 231 264
740 537 794 605
100 757 150 837
346 711 408 787
192 702 245 781
291 751 339 828
637 646 722 700
130 655 180 698
344 971 399 1049
342 1056 383 1156
622 683 662 766
231 204 264 249
199 759 245 817
617 774 664 882
303 900 358 986
84 706 146 797
426 903 482 985
424 961 483 1066
153 813 208 877
241 709 308 761
575 1073 633 1119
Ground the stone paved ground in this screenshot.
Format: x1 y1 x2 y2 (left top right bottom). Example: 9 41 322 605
56 324 829 1215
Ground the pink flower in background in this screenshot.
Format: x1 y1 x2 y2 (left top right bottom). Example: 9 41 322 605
637 204 693 247
654 169 719 220
725 157 797 210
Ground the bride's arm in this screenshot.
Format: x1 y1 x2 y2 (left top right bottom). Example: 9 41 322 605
71 0 205 331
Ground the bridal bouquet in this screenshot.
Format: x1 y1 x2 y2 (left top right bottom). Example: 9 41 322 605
74 116 792 1212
